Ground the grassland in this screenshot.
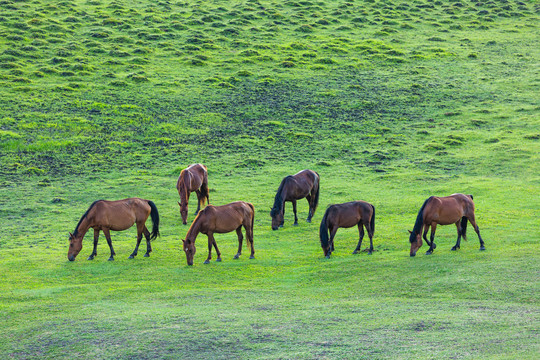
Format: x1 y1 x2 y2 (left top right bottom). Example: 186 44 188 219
0 0 539 359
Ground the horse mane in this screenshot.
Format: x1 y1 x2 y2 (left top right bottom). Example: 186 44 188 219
409 196 433 243
271 175 294 216
177 170 189 200
73 200 102 237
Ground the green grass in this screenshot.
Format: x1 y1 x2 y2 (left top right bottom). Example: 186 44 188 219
0 0 539 359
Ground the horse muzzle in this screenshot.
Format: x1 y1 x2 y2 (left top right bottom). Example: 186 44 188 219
68 255 76 261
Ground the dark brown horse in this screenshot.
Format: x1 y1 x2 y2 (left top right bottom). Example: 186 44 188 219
409 193 485 256
182 201 255 266
319 201 375 258
177 163 209 225
68 198 160 261
270 169 320 230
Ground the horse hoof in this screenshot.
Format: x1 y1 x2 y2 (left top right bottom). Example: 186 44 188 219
144 253 150 257
451 246 458 251
433 243 437 249
87 256 94 261
293 223 298 226
306 219 311 223
250 255 255 259
480 246 486 251
108 257 114 261
352 250 358 254
368 251 373 255
128 255 135 259
233 255 240 259
325 255 331 259
203 260 210 264
216 258 222 262
425 251 432 255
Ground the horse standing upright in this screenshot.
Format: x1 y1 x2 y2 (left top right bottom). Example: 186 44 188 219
177 163 209 225
319 201 375 258
270 169 320 230
181 201 255 266
67 198 160 261
409 193 486 257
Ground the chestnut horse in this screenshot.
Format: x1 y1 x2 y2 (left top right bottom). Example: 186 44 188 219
319 201 375 258
182 201 255 266
270 169 320 230
68 198 160 261
409 193 485 257
176 163 209 225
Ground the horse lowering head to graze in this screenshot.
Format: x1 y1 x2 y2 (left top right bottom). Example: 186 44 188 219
68 198 159 261
182 201 255 266
177 163 209 225
319 201 375 258
270 169 320 230
409 194 485 257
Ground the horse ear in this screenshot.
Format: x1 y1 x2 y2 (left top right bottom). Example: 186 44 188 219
69 232 73 238
181 239 185 244
408 230 412 234
178 201 181 206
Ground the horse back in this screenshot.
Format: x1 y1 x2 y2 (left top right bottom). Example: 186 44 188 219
288 169 318 198
329 201 371 228
201 201 252 233
89 198 148 230
426 194 472 225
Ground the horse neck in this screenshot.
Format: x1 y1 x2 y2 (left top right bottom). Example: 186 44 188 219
73 216 91 239
272 178 290 213
179 173 191 204
185 214 202 242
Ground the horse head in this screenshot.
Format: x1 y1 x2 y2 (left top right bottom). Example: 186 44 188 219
178 201 188 225
270 207 283 231
408 230 422 257
182 238 196 266
67 232 83 261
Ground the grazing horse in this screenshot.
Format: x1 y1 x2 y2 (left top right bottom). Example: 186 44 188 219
319 201 375 258
176 163 209 225
182 201 255 266
270 169 320 230
409 193 485 257
67 198 160 261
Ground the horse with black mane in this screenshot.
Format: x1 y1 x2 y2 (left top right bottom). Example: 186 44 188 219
319 201 375 258
68 198 160 261
182 201 255 266
270 169 320 230
409 193 485 256
177 163 209 225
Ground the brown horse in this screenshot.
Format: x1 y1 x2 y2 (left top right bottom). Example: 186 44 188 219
319 201 375 258
177 163 209 225
67 198 160 261
409 193 485 257
270 169 320 230
182 201 255 266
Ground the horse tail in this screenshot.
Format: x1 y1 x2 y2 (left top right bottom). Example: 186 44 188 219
200 176 209 205
370 204 375 234
461 216 468 241
247 202 255 249
312 171 320 215
410 196 432 243
148 201 160 240
319 206 331 250
467 194 474 200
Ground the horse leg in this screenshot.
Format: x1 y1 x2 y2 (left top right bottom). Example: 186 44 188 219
143 226 152 257
452 220 462 251
306 194 312 222
88 229 100 260
353 224 364 254
245 222 255 259
234 227 243 259
292 200 298 225
103 228 116 261
194 190 202 214
327 226 338 258
212 235 222 262
422 224 432 247
367 221 374 255
129 223 145 259
204 233 213 264
468 215 486 250
425 223 437 255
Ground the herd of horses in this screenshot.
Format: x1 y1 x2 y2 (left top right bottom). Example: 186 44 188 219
67 164 486 265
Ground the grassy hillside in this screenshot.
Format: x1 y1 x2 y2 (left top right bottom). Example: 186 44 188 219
0 0 539 359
